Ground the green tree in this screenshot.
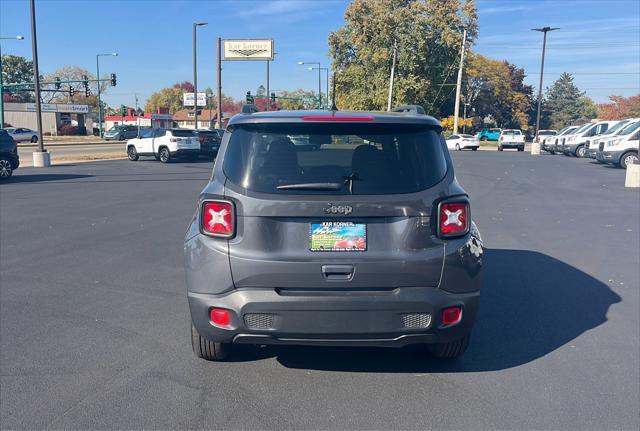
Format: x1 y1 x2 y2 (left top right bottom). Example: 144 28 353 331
276 89 319 110
1 54 34 102
144 84 187 114
329 0 477 114
545 73 595 129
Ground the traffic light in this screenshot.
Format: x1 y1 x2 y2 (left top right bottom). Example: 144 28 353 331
85 86 91 97
69 86 75 97
245 91 254 104
120 105 127 116
270 92 276 104
54 77 61 90
82 75 89 89
110 73 117 87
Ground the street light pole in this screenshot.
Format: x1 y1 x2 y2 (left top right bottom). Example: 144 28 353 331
96 52 117 138
193 22 207 130
453 28 467 135
0 35 25 128
29 0 48 167
298 61 321 108
308 67 329 109
532 27 559 154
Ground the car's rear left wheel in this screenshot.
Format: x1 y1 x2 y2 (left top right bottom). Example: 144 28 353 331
427 334 470 359
191 323 231 361
30 135 38 143
455 143 461 151
159 147 171 163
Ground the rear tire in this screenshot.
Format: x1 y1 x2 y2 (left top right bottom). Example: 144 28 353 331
471 147 478 151
498 145 503 151
0 157 14 179
619 151 638 169
455 143 461 151
191 323 231 361
518 146 524 152
127 146 139 161
159 147 171 163
31 135 38 143
427 334 470 359
118 135 126 141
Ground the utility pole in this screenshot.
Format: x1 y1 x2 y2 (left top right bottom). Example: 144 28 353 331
217 37 222 129
532 27 559 155
30 0 49 166
266 60 270 111
387 38 397 112
453 29 467 135
193 22 207 131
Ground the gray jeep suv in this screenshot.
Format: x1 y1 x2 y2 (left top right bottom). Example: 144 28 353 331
185 107 483 361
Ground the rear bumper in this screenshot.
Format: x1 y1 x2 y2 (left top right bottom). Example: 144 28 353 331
171 148 200 157
500 142 524 149
189 286 480 347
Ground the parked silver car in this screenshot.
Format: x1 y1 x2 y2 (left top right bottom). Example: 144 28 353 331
3 127 38 143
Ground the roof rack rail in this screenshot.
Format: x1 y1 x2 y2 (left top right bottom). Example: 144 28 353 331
241 104 259 114
390 105 426 115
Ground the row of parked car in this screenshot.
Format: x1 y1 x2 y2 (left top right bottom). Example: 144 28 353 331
125 127 224 163
445 128 527 152
541 118 640 169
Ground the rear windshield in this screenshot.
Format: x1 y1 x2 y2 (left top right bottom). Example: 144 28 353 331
502 130 521 135
223 123 447 195
171 129 195 137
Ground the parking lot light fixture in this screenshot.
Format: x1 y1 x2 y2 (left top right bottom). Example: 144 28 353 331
532 27 559 154
298 61 322 108
0 35 26 128
96 52 118 138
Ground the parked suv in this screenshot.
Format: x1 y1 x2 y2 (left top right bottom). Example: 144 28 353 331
104 125 139 141
477 128 501 141
126 128 200 163
185 107 483 361
0 130 19 179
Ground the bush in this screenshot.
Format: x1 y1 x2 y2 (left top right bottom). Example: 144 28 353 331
58 125 78 136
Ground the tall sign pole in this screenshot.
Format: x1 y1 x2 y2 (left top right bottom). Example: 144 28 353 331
266 60 270 111
453 29 467 135
30 0 49 166
532 27 559 155
387 38 397 112
217 37 222 128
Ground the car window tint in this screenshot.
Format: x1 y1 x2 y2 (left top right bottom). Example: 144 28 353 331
223 123 447 195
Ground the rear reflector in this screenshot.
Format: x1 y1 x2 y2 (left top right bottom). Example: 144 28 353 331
302 115 375 122
201 200 235 238
438 202 469 238
442 306 462 326
210 308 231 328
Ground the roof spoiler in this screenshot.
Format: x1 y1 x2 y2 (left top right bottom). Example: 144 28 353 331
391 105 426 115
241 104 259 114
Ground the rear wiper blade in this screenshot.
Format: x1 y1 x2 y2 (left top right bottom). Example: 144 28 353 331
276 182 344 191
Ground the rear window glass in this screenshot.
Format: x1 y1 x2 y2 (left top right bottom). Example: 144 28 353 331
171 129 195 137
223 123 447 195
502 130 521 135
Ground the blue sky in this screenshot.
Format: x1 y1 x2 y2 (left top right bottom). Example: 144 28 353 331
1 0 638 109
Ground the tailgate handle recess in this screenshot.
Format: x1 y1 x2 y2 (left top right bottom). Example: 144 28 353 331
322 265 354 281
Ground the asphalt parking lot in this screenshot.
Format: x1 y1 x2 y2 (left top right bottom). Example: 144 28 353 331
1 152 638 430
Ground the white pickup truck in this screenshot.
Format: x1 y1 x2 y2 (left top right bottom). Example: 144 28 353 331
126 128 200 163
498 129 525 151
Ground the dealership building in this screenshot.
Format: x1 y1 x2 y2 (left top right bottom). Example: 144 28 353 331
2 102 93 134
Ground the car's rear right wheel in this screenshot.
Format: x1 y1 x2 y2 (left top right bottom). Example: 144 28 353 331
427 334 470 359
0 157 13 179
191 323 231 361
498 145 503 151
118 135 126 141
455 143 461 151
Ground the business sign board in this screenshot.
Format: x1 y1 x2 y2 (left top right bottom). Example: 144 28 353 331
136 117 152 127
25 103 89 113
223 39 274 61
183 92 207 107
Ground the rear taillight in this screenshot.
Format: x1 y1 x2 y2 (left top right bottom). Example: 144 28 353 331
170 137 180 142
201 200 235 238
438 201 469 238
